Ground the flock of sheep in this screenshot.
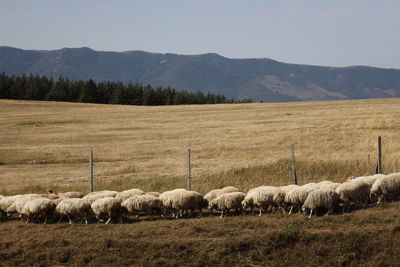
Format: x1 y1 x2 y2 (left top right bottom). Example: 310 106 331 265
1 172 400 224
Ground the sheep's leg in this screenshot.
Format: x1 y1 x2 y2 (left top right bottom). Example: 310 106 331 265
288 206 293 214
220 210 224 218
105 216 112 224
68 215 72 224
26 215 30 224
281 206 286 215
325 208 333 216
308 209 313 219
44 216 48 224
84 216 88 224
259 207 262 217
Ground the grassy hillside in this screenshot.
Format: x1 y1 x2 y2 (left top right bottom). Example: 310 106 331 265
1 98 400 195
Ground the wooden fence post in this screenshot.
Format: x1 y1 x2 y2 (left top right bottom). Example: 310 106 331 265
291 144 298 185
187 149 192 190
88 149 94 193
376 136 382 174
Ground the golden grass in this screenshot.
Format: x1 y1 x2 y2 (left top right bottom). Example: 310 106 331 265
1 98 400 195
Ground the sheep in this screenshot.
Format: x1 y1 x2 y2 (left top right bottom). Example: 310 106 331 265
204 186 239 202
348 174 387 190
284 184 317 214
0 195 22 218
335 180 370 211
21 197 56 224
2 194 41 218
121 195 162 218
302 189 339 218
209 192 246 218
56 198 91 224
272 184 301 214
115 188 145 201
145 192 160 198
370 173 400 203
14 194 41 219
159 189 187 209
242 186 282 216
162 191 207 218
58 191 85 198
272 190 288 214
82 190 118 205
91 197 121 224
241 186 269 212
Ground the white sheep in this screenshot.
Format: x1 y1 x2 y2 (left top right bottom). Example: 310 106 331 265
348 174 386 190
91 197 121 224
115 188 145 201
82 190 118 205
272 184 302 214
0 195 22 218
204 186 239 202
56 198 91 224
2 194 41 218
335 180 370 211
159 189 187 209
14 194 41 219
241 186 267 211
284 184 317 214
162 191 207 218
21 197 56 224
121 194 162 218
302 189 339 218
208 192 246 218
242 186 282 216
370 172 400 203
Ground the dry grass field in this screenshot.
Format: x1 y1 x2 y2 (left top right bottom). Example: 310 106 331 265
2 98 400 266
1 98 400 195
1 202 400 266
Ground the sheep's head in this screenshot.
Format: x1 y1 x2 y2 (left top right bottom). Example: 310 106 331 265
241 198 251 210
301 205 308 215
208 201 216 210
370 188 381 203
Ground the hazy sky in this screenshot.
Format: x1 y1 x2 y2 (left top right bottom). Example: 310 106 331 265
1 0 399 68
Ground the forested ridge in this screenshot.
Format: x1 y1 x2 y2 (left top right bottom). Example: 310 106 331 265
0 73 251 105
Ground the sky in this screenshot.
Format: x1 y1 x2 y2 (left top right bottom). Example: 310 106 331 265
1 0 399 68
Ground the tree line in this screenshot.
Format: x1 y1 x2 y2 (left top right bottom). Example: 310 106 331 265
0 73 252 105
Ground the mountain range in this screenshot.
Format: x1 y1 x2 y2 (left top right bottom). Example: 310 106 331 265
1 46 400 102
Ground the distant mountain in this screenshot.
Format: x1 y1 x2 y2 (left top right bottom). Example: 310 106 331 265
1 46 400 102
